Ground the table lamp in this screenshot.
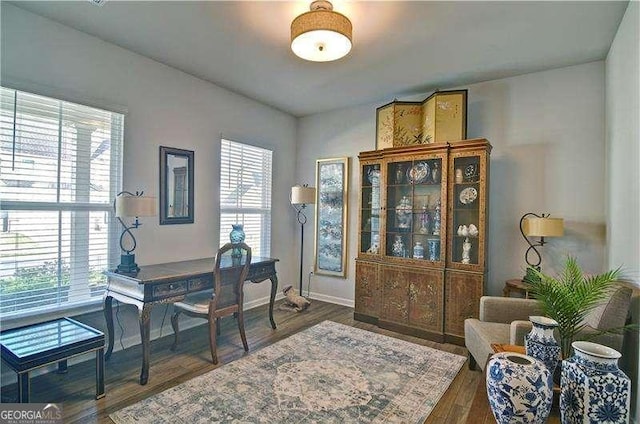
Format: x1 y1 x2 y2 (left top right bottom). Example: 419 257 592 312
291 184 316 297
115 191 157 275
519 212 564 283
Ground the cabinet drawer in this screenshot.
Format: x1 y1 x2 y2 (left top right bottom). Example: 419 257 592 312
153 281 187 298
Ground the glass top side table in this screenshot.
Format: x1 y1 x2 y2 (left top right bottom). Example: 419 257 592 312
0 317 105 402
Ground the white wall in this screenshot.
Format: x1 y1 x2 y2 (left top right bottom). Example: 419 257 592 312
0 4 298 359
2 1 636 413
298 61 607 302
606 1 640 421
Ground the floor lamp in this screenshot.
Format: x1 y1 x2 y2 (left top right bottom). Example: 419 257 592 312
291 185 316 296
519 212 564 282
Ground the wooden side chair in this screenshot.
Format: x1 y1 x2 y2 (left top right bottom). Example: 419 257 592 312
170 242 252 364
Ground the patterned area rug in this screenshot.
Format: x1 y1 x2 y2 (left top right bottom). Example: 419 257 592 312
110 321 465 423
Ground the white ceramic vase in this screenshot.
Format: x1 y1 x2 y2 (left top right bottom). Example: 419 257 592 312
486 352 553 424
560 341 630 424
461 237 471 264
395 196 412 229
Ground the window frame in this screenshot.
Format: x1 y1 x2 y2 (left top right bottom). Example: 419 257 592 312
0 86 124 325
219 138 273 258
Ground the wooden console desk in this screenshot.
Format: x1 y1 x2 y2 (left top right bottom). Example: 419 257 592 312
104 256 278 385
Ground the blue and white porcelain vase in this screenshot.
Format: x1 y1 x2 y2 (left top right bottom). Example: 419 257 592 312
427 239 440 261
229 224 245 257
392 235 405 257
229 224 245 244
395 196 412 229
525 316 561 376
412 241 424 259
560 341 630 424
486 352 553 424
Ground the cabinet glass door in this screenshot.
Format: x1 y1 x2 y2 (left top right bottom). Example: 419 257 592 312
360 163 381 255
385 158 443 262
451 155 481 265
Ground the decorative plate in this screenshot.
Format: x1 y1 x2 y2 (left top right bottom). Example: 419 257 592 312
459 187 478 204
407 162 430 184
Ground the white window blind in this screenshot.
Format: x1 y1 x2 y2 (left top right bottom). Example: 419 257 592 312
219 139 272 258
0 87 123 318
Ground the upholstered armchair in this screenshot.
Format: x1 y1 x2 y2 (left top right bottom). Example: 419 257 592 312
464 286 633 371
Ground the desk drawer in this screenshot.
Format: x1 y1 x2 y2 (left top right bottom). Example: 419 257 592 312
250 264 275 282
188 277 210 292
153 281 187 298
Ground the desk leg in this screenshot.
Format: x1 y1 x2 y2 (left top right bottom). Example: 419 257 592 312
138 304 152 385
104 295 114 361
269 275 278 330
96 348 105 399
18 372 29 403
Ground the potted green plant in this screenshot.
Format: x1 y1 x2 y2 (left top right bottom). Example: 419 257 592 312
527 256 630 358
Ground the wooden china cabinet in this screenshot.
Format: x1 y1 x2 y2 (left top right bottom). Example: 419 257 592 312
354 138 491 345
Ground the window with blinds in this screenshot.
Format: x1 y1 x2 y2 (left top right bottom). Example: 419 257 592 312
0 87 123 318
219 139 272 258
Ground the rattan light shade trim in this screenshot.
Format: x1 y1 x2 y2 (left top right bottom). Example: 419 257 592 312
291 2 352 62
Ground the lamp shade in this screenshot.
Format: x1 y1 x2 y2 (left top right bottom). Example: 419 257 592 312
291 0 352 62
291 186 316 205
522 217 564 237
116 196 157 218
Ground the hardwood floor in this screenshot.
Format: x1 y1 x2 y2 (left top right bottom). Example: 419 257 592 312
0 300 482 423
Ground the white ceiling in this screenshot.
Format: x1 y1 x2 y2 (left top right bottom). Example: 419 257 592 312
10 1 628 117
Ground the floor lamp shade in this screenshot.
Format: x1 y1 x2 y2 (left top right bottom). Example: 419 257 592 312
291 185 315 297
291 186 316 205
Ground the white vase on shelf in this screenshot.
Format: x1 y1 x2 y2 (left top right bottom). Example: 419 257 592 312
461 237 471 264
412 242 424 259
392 235 405 257
395 196 412 229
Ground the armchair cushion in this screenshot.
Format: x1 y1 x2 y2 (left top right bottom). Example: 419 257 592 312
479 296 542 324
464 319 510 371
584 286 632 332
510 320 533 345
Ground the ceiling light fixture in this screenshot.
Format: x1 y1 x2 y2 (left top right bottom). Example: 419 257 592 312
291 0 352 62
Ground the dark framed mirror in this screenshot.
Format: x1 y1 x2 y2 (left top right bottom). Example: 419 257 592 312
159 146 194 225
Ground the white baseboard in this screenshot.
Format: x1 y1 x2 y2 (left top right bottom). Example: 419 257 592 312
244 293 285 310
307 292 354 308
